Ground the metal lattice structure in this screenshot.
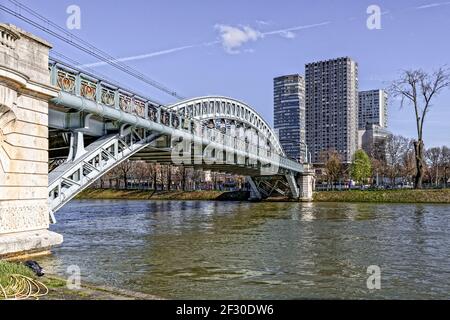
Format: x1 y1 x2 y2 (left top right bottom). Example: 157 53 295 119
47 60 307 215
48 129 161 218
167 97 284 156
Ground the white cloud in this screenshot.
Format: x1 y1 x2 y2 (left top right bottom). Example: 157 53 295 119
263 21 331 36
79 41 220 68
80 45 196 68
256 20 271 26
279 31 296 39
214 21 331 54
80 20 332 66
214 24 263 54
416 2 450 9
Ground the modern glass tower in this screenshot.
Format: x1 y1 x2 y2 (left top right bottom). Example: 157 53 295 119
273 74 306 163
305 57 359 164
358 89 388 129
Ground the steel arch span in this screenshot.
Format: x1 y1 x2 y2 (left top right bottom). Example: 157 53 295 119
167 96 285 156
46 61 309 216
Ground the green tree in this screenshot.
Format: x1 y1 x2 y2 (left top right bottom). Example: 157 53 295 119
351 150 372 185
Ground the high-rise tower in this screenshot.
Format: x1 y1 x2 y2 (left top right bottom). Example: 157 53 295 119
305 57 359 164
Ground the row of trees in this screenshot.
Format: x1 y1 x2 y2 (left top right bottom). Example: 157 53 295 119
372 136 450 187
88 67 448 191
92 161 246 191
320 66 450 189
320 137 450 188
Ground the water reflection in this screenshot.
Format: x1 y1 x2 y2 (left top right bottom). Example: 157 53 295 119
40 200 450 299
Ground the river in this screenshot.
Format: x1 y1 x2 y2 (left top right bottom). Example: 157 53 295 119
40 200 450 299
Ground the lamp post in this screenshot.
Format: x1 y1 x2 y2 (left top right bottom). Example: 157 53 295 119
279 139 311 164
299 141 311 164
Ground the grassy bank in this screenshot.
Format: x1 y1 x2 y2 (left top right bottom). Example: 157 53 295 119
77 188 450 204
78 189 222 200
314 189 450 203
77 189 249 201
0 260 35 288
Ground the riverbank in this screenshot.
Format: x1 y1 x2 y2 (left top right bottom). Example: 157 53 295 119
41 275 162 300
77 189 249 201
0 261 160 300
78 188 450 204
314 189 450 203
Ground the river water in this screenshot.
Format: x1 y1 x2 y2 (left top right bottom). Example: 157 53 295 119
40 200 450 299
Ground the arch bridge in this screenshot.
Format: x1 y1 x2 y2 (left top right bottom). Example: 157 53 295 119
0 23 314 257
47 61 312 217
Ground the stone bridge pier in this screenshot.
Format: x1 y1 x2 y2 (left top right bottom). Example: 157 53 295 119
0 24 62 258
297 166 315 202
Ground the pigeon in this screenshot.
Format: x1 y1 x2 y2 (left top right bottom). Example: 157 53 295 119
23 260 45 277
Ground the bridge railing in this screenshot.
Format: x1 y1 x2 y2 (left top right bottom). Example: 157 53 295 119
49 61 300 171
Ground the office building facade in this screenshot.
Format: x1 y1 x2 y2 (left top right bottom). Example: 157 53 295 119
305 57 359 164
358 89 388 129
273 74 306 162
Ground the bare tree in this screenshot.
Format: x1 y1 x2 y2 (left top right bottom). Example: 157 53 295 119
108 165 122 189
157 164 166 190
116 160 133 189
442 146 450 187
370 139 387 162
391 67 450 188
132 161 153 190
320 149 343 189
384 134 410 187
147 162 156 189
212 172 219 190
178 166 188 191
402 146 416 185
426 147 442 186
152 163 160 190
167 165 172 191
98 175 106 189
192 169 203 190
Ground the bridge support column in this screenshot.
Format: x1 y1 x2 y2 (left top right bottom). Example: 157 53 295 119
246 177 262 201
66 130 86 162
297 166 315 202
0 24 62 258
285 173 300 199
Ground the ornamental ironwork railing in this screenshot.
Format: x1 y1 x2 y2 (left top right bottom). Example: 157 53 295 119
49 60 302 173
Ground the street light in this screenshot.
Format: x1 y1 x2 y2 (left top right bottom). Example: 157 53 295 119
299 141 312 165
279 139 311 164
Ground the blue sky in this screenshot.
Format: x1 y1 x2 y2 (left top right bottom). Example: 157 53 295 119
2 0 450 147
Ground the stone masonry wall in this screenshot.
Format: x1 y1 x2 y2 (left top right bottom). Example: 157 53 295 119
0 23 58 234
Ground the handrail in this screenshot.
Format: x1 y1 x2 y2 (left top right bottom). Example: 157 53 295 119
48 61 302 173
